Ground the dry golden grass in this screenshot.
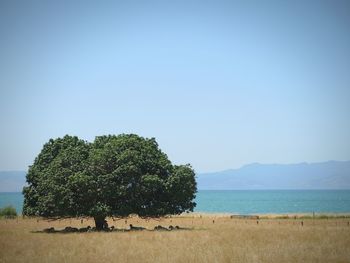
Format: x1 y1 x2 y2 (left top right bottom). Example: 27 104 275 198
1 215 350 263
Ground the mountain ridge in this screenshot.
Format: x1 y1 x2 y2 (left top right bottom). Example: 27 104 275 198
1 160 350 192
0 171 27 192
198 160 350 190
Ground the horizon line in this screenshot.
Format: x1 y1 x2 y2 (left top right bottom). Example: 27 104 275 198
1 159 350 174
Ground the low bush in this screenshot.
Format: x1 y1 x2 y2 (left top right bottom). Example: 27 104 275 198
0 206 17 218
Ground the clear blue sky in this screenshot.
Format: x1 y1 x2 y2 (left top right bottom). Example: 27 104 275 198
1 0 350 172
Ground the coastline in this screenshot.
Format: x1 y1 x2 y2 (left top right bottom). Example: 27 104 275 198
179 212 350 219
1 190 350 218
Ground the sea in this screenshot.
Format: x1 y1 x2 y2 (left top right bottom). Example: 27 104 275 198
1 190 350 215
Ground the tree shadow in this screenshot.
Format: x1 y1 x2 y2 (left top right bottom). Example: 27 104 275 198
32 225 194 234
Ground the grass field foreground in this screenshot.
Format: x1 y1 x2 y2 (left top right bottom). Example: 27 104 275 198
0 215 350 263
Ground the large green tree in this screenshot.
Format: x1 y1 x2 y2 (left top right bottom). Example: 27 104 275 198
23 134 197 230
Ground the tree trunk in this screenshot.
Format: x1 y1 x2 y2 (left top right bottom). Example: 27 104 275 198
94 216 108 231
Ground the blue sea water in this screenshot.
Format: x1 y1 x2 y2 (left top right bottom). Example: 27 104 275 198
195 190 350 214
0 192 24 214
1 190 350 215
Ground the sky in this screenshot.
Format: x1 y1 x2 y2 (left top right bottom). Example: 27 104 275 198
1 0 350 173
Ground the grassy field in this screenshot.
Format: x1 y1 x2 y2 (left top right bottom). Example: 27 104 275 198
0 214 350 263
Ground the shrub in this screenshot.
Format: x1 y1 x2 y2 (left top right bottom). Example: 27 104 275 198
0 206 17 218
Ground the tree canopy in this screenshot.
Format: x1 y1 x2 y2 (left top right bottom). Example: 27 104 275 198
23 134 197 229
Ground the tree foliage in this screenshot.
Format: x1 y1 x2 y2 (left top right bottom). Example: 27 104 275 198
23 134 197 229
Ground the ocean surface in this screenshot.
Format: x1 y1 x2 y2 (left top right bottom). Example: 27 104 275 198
1 190 350 215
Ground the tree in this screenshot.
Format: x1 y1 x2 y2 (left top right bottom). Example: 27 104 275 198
23 134 197 230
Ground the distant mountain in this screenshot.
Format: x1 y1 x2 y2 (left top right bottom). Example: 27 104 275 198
0 171 26 192
1 161 350 191
197 161 350 190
